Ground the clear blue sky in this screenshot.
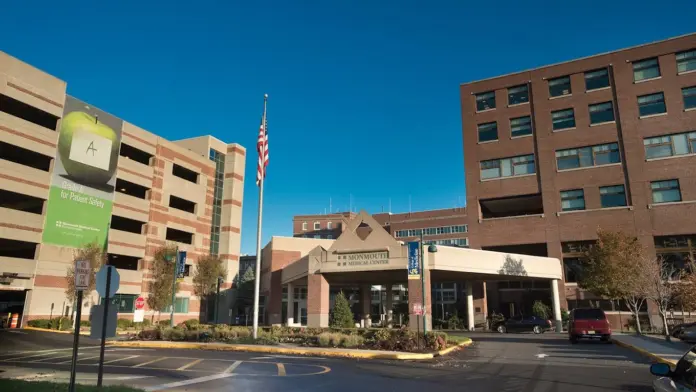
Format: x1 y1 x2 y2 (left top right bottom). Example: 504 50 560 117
2 1 694 255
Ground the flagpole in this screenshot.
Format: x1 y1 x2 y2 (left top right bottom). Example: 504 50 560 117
252 94 268 340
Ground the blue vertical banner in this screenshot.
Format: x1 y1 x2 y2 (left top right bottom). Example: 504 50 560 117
407 241 420 280
176 250 187 281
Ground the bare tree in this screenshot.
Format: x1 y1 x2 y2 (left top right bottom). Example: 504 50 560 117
674 258 696 317
644 256 682 340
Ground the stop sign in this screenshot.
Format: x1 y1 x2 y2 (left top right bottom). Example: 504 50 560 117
135 296 145 310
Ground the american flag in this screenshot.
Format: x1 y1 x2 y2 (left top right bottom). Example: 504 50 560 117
256 115 268 186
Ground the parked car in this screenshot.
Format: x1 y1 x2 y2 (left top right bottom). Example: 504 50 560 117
678 325 696 344
568 308 612 344
494 315 552 334
671 322 696 338
650 345 695 391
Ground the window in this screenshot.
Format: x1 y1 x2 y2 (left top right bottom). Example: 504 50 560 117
548 76 571 97
327 222 332 229
560 189 585 211
644 132 696 159
209 149 225 256
676 49 696 74
563 257 583 283
475 91 496 111
651 180 682 204
637 92 666 117
394 225 467 238
115 178 149 199
313 222 320 230
0 94 59 131
478 122 498 142
555 143 620 170
0 189 43 215
589 102 615 124
302 222 307 231
599 185 627 208
172 164 198 184
551 109 576 130
633 58 660 82
480 154 535 180
314 235 321 239
510 116 532 137
165 228 193 244
508 85 529 105
683 86 696 110
174 297 189 313
109 294 137 313
119 144 152 166
327 234 333 239
584 68 610 91
169 195 196 214
671 346 696 390
110 215 144 234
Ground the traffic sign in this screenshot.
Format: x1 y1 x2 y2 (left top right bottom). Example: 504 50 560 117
74 260 91 291
95 266 120 298
412 303 424 316
135 296 145 310
133 309 145 323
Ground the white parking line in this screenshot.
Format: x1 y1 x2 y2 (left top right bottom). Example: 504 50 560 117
277 363 286 376
103 355 140 364
144 373 235 392
31 354 73 363
3 352 57 362
224 360 242 373
177 358 203 370
132 357 167 368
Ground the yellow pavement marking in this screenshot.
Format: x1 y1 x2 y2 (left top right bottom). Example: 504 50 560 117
224 360 243 373
177 358 204 370
133 357 167 368
276 363 286 376
103 355 140 364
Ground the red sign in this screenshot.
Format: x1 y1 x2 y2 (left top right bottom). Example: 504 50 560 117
135 296 145 310
412 303 424 316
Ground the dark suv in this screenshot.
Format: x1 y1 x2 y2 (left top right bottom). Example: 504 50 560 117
568 308 612 344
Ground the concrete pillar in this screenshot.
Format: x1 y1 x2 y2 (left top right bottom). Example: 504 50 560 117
361 284 372 328
385 285 393 327
550 279 563 332
408 269 432 332
466 281 475 331
286 283 294 326
307 274 329 328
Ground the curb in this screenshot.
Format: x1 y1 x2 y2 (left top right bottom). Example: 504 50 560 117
23 327 133 337
436 338 473 356
108 338 472 360
613 338 679 365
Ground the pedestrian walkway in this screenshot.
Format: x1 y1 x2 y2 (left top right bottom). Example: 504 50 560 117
612 333 690 365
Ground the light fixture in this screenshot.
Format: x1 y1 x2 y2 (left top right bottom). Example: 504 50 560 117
427 244 438 253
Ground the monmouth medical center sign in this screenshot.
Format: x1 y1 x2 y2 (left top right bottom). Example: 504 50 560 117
336 251 389 267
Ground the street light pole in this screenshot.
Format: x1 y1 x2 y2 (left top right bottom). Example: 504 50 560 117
419 231 427 336
214 277 222 325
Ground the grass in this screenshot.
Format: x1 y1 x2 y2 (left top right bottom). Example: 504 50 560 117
446 335 472 344
0 379 145 392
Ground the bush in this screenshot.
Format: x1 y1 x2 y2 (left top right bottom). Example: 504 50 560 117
157 320 171 327
53 317 72 331
138 328 161 340
340 334 364 348
317 332 344 347
28 319 52 329
117 319 133 330
532 301 551 320
161 327 186 341
80 320 91 327
447 314 463 330
180 319 200 330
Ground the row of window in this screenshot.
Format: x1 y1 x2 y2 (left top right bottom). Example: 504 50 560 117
478 87 696 143
474 49 696 112
424 238 469 247
560 179 682 212
394 225 468 238
301 221 335 231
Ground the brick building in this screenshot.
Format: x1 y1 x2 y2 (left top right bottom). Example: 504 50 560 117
460 33 696 327
0 51 245 326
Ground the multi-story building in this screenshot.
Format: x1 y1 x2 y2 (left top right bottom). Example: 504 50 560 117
292 208 470 322
460 33 696 326
0 50 246 326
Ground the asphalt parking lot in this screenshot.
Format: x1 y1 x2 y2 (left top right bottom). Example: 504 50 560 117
0 329 660 391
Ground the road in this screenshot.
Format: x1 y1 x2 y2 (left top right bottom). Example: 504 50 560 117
0 329 659 391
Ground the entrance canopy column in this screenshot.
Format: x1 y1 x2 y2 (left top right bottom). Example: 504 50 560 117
307 273 329 328
286 282 294 326
466 281 475 331
361 284 371 328
550 279 562 332
385 285 393 327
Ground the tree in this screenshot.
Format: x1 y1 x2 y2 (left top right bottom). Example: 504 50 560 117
235 267 256 322
192 254 227 321
580 230 648 334
674 259 696 316
331 291 354 328
147 244 179 321
532 300 551 319
645 256 681 340
65 242 105 302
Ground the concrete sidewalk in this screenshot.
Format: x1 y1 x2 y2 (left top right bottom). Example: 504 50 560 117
612 333 691 365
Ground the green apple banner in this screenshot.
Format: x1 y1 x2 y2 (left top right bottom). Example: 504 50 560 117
42 96 123 249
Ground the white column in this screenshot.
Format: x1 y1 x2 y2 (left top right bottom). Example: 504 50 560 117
286 283 294 326
466 281 475 331
550 279 562 332
385 285 393 327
